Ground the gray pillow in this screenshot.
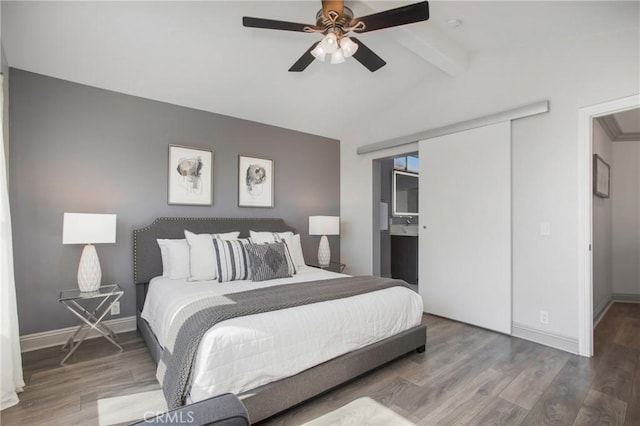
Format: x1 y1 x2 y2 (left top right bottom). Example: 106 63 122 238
246 242 292 282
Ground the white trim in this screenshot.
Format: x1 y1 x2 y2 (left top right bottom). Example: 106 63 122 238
612 293 640 303
594 296 640 327
19 316 137 353
512 322 579 354
577 94 640 357
594 300 614 327
357 100 549 155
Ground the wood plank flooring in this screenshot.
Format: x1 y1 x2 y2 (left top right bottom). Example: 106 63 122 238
1 302 638 425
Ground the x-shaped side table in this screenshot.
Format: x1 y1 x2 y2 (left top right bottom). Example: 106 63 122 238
58 284 124 365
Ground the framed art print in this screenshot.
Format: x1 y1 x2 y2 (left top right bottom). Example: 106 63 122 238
168 144 213 206
593 154 610 199
238 155 274 208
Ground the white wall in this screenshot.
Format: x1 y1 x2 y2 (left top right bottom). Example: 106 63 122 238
340 29 639 344
612 141 640 297
592 120 613 317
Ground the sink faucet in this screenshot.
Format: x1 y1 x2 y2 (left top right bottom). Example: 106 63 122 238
405 217 412 225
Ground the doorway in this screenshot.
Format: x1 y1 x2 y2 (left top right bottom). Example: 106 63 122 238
578 94 640 357
591 107 640 355
375 153 419 290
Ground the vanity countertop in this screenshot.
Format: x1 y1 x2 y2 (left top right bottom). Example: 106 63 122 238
389 224 418 236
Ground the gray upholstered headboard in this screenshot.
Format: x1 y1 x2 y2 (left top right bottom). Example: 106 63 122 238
133 217 296 285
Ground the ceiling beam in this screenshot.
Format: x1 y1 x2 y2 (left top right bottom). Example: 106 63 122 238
357 1 469 76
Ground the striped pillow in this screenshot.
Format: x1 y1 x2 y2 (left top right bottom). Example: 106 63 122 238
246 242 292 282
212 238 251 283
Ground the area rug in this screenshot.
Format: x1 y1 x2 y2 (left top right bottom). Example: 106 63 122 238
97 389 167 426
302 397 415 426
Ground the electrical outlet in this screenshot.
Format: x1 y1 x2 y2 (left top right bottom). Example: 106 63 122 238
540 310 549 325
110 301 120 316
540 222 551 236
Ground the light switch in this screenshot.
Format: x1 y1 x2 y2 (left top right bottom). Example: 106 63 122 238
540 222 551 236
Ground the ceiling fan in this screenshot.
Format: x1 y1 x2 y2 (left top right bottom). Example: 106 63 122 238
243 1 430 72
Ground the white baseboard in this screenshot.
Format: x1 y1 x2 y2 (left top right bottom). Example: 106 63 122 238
593 294 640 327
20 316 137 353
612 293 640 303
512 322 579 354
594 300 614 327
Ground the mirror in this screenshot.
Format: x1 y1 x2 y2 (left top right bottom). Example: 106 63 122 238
393 170 419 216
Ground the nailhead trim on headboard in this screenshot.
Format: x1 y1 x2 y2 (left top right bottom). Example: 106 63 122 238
133 217 296 284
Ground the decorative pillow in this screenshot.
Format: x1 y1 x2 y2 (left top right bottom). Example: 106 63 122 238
212 238 251 283
246 242 292 282
184 230 217 281
250 231 297 274
156 239 190 279
289 234 306 268
249 230 293 244
212 231 240 240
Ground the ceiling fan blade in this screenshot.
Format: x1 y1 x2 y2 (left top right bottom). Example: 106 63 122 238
322 0 344 18
289 42 321 72
351 1 429 33
350 37 386 72
243 16 317 32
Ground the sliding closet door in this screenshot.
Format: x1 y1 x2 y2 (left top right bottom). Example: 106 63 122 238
419 122 511 334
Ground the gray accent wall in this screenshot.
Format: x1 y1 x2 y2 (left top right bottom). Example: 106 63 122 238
9 69 340 335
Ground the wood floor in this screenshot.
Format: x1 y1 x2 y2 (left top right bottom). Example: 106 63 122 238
2 302 638 426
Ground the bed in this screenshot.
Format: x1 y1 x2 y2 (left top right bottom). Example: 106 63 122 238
134 217 427 423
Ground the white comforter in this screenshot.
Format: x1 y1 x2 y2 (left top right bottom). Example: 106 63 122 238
141 267 423 401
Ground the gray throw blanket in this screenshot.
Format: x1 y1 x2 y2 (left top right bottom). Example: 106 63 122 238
157 275 408 409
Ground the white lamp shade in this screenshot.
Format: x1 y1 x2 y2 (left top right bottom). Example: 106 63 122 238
309 216 340 236
311 43 327 62
330 50 345 65
340 37 358 58
320 33 339 54
63 213 117 244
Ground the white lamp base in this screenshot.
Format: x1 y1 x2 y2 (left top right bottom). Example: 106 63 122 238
318 235 331 266
78 244 102 292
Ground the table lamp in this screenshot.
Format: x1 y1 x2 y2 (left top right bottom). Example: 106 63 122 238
309 216 340 266
63 213 117 292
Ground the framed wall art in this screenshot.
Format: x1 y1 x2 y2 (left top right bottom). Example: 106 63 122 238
238 155 274 208
593 153 610 199
168 144 213 206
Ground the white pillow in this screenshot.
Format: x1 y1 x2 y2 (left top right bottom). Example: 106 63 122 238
156 239 190 279
249 231 293 244
289 234 306 268
278 233 298 275
184 230 218 281
158 244 169 277
212 231 240 240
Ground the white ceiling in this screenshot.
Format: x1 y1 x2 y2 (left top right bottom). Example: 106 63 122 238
2 1 638 140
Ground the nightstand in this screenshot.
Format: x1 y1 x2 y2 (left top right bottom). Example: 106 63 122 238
58 284 124 365
308 262 346 273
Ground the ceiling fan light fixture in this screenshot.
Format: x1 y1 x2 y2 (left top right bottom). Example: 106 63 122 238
244 1 431 72
339 36 358 58
311 43 327 61
330 49 345 64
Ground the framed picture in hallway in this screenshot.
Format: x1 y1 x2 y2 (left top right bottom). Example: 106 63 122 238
593 154 610 199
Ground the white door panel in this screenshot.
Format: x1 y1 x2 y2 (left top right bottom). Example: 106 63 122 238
419 122 511 334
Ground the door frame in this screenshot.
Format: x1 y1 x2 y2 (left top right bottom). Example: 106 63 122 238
577 94 640 357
